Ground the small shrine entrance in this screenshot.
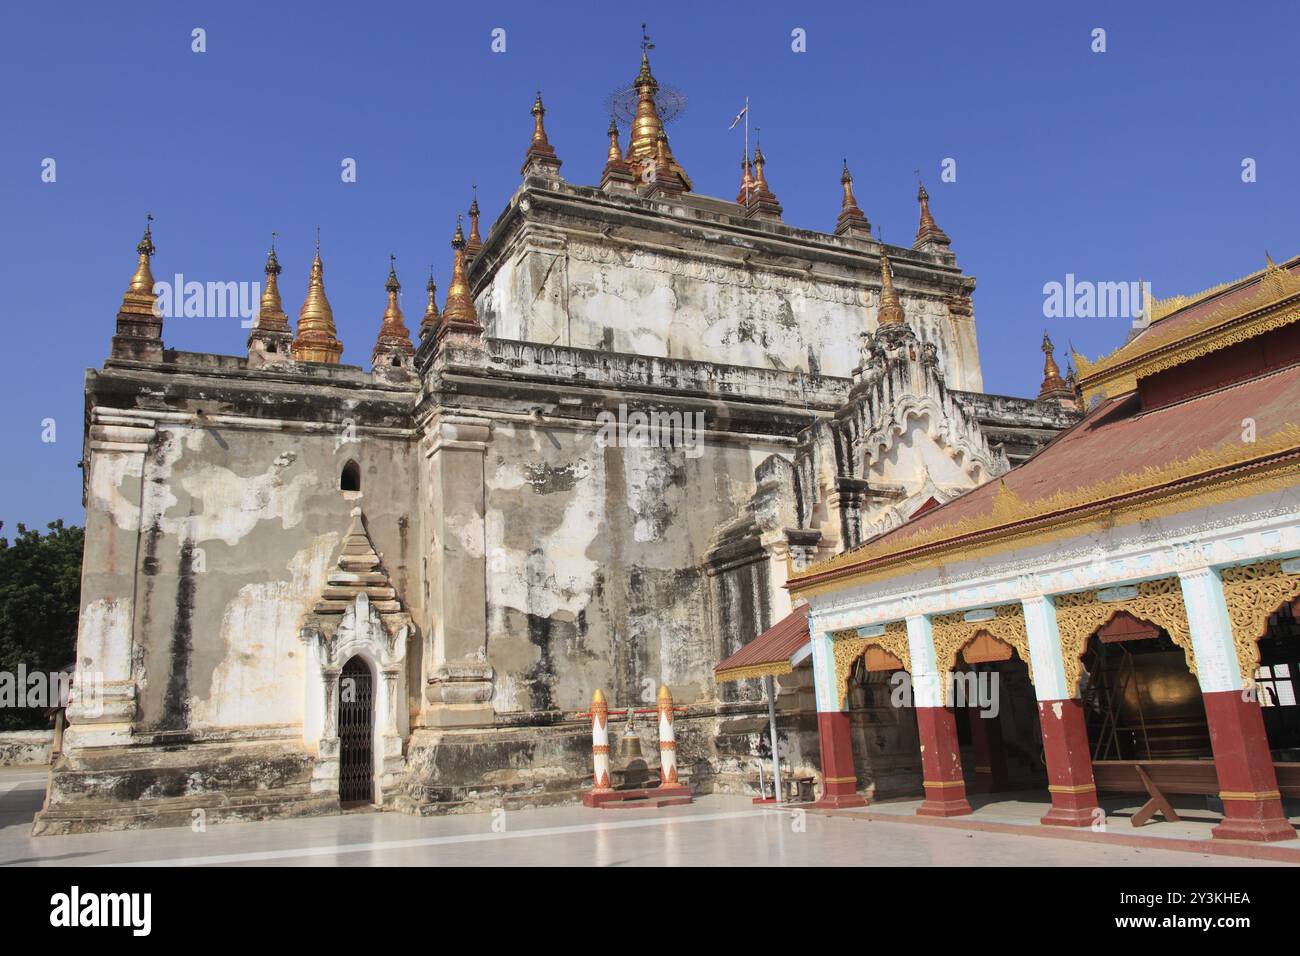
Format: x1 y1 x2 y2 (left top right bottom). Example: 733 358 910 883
338 656 375 805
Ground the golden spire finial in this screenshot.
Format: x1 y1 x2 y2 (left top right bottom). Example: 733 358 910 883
420 264 440 338
291 231 343 363
736 146 754 204
531 91 549 146
259 232 287 320
914 179 951 248
877 250 906 327
372 254 413 367
1038 330 1072 401
606 115 623 165
841 160 858 209
440 216 481 339
127 211 157 294
466 186 484 257
834 160 871 237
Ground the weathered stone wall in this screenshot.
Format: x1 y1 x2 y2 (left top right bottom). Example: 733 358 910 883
474 184 985 391
0 730 54 766
481 418 785 714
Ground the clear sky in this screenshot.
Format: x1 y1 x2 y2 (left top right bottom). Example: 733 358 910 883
2 0 1297 528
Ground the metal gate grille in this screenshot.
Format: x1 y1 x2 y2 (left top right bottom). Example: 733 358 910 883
339 656 374 804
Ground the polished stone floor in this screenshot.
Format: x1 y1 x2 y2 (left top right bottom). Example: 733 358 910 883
0 768 1290 867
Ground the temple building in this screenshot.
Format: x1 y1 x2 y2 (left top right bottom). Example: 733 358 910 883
737 254 1300 842
38 40 1081 833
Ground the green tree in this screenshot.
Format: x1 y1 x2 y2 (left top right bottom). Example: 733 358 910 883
0 521 84 730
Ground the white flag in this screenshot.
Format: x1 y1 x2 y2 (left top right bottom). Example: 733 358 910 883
728 104 748 130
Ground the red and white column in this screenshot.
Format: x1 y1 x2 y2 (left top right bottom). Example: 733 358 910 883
1022 595 1100 827
1181 568 1296 842
909 615 973 817
590 688 612 792
656 685 679 788
810 626 866 808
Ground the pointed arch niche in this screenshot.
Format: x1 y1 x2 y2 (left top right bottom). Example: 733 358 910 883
299 508 413 806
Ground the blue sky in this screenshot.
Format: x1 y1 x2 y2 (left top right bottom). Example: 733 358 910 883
2 0 1297 528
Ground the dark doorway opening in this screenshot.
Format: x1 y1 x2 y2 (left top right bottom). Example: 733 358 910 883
339 656 374 805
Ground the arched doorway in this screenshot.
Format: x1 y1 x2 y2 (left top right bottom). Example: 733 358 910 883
952 631 1046 793
339 656 375 805
1256 598 1300 758
1080 612 1210 761
845 647 921 799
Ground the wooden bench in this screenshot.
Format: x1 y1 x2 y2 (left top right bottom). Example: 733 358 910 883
1092 759 1300 826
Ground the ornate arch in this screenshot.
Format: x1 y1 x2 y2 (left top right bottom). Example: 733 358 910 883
1222 559 1300 684
1054 578 1193 697
932 605 1029 678
830 621 910 708
931 604 1030 704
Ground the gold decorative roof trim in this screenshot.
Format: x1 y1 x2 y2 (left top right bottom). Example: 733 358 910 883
1075 259 1300 403
714 660 793 684
931 604 1029 703
789 424 1300 600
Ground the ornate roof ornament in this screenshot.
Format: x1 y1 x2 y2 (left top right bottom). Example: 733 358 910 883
111 212 166 361
247 232 294 362
520 91 563 178
914 181 951 249
835 160 872 238
465 187 483 259
438 216 482 341
371 255 414 371
876 251 907 327
291 229 343 364
419 266 440 340
1037 331 1074 405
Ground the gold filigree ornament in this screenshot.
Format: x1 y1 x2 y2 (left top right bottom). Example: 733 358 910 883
1222 559 1300 685
1075 259 1300 403
1053 578 1193 698
930 604 1030 703
831 621 910 708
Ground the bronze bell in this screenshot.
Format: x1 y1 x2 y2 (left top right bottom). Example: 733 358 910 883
617 715 643 761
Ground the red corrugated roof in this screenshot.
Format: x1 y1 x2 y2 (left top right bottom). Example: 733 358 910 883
791 359 1300 591
714 604 810 683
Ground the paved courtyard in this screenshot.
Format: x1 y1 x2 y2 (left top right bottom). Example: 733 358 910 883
4 768 1295 867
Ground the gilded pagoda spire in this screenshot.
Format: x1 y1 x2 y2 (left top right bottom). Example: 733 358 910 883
877 250 906 327
1038 331 1073 404
247 233 294 363
744 133 783 220
372 255 414 371
111 212 166 361
625 25 690 191
420 266 440 340
465 187 483 259
914 181 951 249
736 148 754 205
520 91 562 177
438 216 482 341
127 212 156 296
606 116 623 166
600 115 636 193
834 159 872 239
291 231 343 364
